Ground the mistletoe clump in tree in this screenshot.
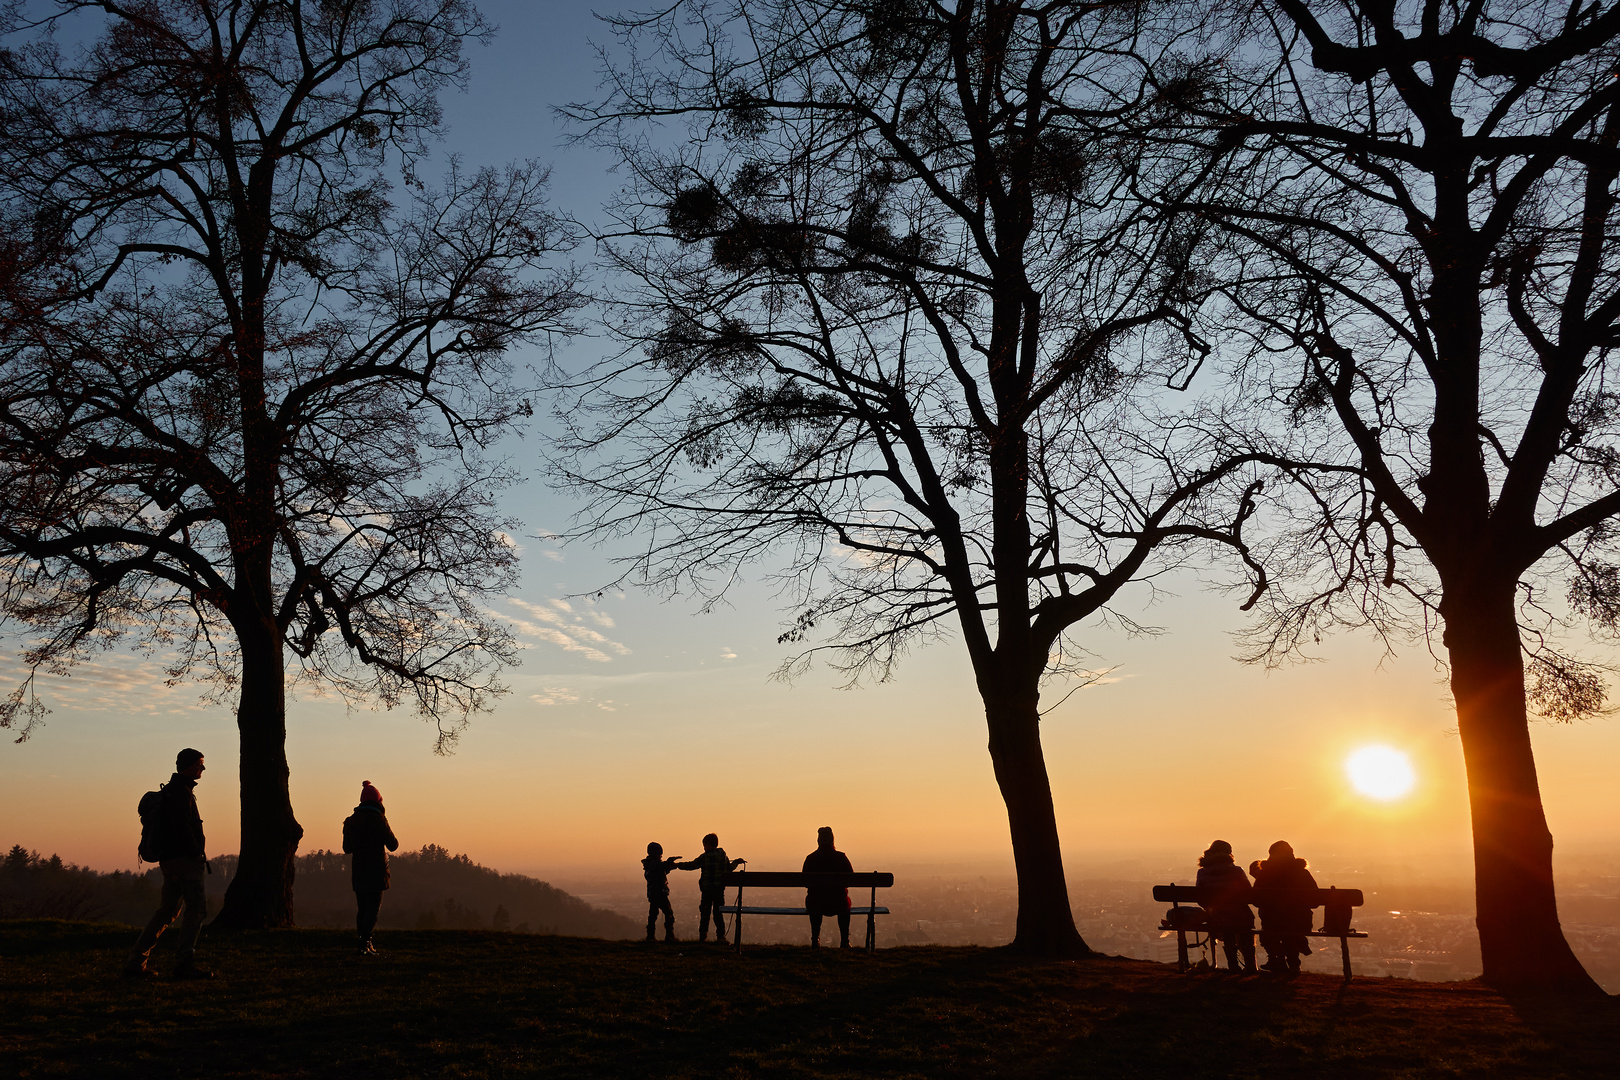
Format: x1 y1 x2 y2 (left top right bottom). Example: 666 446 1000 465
565 0 1276 954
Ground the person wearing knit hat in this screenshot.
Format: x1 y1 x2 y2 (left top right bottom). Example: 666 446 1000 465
342 780 399 956
1195 839 1255 972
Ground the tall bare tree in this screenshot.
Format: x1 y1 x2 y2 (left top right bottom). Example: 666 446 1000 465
565 0 1273 953
1172 0 1620 991
0 0 579 927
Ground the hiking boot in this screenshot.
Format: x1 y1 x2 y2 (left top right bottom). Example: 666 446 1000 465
172 964 215 981
357 940 378 957
715 935 729 946
663 934 679 943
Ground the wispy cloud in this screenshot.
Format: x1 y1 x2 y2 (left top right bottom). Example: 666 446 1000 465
526 683 622 713
530 686 582 706
497 597 631 664
0 652 213 716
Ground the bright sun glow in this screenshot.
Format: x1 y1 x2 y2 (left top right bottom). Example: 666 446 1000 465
1346 745 1416 800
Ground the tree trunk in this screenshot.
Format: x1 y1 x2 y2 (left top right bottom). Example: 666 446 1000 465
212 615 302 928
1442 583 1601 993
985 690 1089 956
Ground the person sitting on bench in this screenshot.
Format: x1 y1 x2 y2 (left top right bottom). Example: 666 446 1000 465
802 826 853 949
1250 840 1318 975
1196 839 1255 972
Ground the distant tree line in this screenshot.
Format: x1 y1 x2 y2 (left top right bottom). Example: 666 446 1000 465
280 844 638 939
0 843 157 923
1 843 637 940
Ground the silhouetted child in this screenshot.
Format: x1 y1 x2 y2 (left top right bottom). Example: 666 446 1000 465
642 842 682 942
1250 840 1318 974
1195 839 1255 972
678 833 745 943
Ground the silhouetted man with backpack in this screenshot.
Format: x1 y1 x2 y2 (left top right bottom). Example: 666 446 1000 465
123 748 212 979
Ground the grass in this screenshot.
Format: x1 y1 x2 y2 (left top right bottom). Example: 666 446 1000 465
2 919 1616 1078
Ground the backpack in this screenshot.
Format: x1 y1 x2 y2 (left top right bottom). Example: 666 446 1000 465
137 785 167 863
1164 905 1209 931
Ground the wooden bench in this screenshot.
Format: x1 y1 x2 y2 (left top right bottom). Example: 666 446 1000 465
718 870 894 952
1152 883 1369 980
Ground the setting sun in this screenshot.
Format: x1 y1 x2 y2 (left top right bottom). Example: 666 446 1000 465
1346 745 1417 800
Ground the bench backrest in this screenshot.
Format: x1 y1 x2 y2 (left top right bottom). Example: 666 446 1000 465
720 871 894 889
1152 883 1364 907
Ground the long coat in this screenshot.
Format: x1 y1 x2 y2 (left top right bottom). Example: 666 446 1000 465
342 804 399 892
802 846 853 915
1250 856 1318 936
1196 859 1254 931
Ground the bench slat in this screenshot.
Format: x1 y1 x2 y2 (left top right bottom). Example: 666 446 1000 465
1157 923 1369 938
721 906 890 916
1152 884 1364 906
720 871 894 888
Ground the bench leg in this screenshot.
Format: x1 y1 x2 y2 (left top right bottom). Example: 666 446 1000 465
1177 930 1189 973
866 886 876 951
1340 936 1351 982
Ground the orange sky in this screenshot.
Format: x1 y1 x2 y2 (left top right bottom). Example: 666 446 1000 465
7 566 1615 890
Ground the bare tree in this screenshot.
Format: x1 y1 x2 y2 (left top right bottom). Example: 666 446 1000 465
1171 0 1620 991
564 0 1275 954
0 1 579 927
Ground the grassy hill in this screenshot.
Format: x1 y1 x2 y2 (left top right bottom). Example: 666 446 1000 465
2 920 1614 1078
1 844 640 940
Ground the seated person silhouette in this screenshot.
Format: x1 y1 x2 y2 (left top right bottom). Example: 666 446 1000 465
1250 840 1318 974
1195 839 1255 972
802 826 853 949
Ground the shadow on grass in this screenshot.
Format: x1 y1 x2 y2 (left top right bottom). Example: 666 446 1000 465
0 918 136 957
2 923 1613 1079
1500 988 1620 1079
